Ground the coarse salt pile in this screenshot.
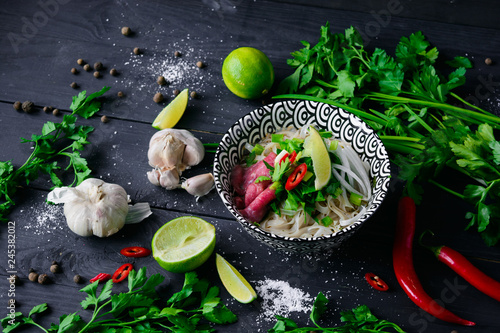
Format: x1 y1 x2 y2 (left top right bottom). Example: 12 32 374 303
255 278 314 322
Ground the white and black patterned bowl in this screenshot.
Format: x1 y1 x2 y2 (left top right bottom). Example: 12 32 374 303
213 100 390 253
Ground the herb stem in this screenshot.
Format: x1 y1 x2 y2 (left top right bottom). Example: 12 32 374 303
428 179 465 200
368 92 500 127
450 92 492 116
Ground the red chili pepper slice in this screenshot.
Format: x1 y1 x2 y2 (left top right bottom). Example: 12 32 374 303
285 163 307 191
279 151 297 165
364 272 389 291
120 246 151 258
279 152 289 165
112 263 133 283
393 197 475 326
89 273 111 283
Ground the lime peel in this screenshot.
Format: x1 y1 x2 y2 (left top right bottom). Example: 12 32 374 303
216 253 257 304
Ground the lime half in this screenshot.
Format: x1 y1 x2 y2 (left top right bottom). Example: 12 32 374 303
152 88 189 129
152 216 216 273
216 253 257 304
303 126 331 190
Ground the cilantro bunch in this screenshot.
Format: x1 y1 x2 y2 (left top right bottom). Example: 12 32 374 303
1 268 237 332
276 23 500 246
269 292 405 332
0 87 109 222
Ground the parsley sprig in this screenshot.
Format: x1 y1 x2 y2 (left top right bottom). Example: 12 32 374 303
0 87 110 222
269 292 405 332
276 23 500 246
1 268 237 332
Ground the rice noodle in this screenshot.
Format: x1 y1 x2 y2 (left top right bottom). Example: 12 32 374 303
242 126 371 239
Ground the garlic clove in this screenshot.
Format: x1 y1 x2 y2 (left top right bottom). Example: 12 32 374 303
181 173 215 198
147 169 161 186
183 141 205 167
159 168 181 190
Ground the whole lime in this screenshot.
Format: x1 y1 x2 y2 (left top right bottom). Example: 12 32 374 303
222 47 274 99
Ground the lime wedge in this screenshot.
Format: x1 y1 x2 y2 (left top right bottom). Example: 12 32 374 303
152 88 189 129
303 126 331 190
152 216 216 273
216 253 257 304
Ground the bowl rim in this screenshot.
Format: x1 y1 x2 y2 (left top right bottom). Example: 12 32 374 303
213 99 390 244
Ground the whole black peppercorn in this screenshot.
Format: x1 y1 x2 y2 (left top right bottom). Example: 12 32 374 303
28 272 38 282
77 58 84 66
174 51 181 57
13 101 22 111
190 91 198 99
157 75 167 85
73 274 83 284
109 68 118 76
38 274 50 285
196 61 204 68
53 108 60 116
121 26 131 36
94 62 103 71
22 101 34 113
50 264 61 273
117 91 124 98
71 67 78 74
153 92 164 103
70 82 78 89
93 71 101 78
83 64 91 72
101 115 109 123
43 106 53 113
173 89 180 96
133 47 141 55
485 58 493 66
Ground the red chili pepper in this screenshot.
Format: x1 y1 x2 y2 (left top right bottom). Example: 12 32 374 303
279 152 289 165
279 151 297 165
120 246 151 258
365 272 389 291
425 243 500 302
89 273 111 283
112 263 133 283
393 197 475 326
285 163 307 191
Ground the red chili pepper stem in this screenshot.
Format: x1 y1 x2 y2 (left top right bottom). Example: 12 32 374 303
393 197 475 326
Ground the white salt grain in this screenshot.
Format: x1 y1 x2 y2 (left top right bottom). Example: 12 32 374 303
255 278 313 322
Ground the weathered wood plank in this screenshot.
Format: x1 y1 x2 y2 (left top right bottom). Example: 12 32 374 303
1 0 499 134
271 0 500 30
1 188 499 332
0 102 232 220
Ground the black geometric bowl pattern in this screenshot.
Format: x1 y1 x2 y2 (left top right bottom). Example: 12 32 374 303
213 100 390 252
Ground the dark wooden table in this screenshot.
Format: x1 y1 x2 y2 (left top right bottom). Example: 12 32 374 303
1 1 500 332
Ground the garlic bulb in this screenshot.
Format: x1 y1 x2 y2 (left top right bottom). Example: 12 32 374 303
147 129 205 189
47 178 152 237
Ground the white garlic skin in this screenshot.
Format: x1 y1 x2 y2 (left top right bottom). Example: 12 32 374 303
63 178 129 237
182 173 215 197
147 129 205 189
